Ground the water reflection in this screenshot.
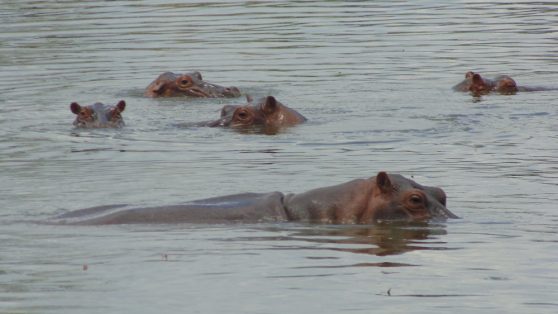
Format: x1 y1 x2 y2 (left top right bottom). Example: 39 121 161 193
233 222 450 263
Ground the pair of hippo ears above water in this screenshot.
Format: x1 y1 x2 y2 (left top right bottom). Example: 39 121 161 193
70 100 126 115
144 71 241 98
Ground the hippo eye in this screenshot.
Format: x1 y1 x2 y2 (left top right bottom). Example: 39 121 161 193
109 112 121 121
79 110 94 121
409 194 424 206
179 77 193 87
236 110 249 120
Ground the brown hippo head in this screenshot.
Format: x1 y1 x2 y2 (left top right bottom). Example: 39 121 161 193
207 96 307 134
363 172 457 222
494 75 518 94
284 171 457 224
468 73 495 96
455 71 520 96
70 100 126 128
144 71 241 98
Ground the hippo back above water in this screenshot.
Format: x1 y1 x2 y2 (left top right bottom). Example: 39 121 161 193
144 71 241 98
70 100 126 128
49 171 457 225
204 95 307 134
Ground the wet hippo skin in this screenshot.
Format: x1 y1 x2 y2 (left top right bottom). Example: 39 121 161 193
203 95 307 133
453 71 552 96
70 100 126 128
144 71 241 98
50 172 457 225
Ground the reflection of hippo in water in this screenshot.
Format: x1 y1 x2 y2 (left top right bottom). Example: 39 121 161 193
50 172 457 225
278 222 448 257
203 95 307 134
144 71 241 98
70 100 126 128
453 71 552 96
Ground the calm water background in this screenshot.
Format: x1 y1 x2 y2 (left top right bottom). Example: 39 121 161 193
1 1 558 313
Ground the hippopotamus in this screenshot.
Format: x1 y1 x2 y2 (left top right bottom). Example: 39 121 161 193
202 95 307 133
453 71 553 96
452 71 518 95
144 71 241 98
49 172 457 225
70 100 126 128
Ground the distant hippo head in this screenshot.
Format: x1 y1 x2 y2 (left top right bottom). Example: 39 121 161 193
207 95 307 134
364 172 457 222
468 73 495 96
494 75 518 94
454 71 520 96
70 100 126 128
144 71 241 98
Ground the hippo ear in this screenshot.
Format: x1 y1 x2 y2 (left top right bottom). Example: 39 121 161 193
192 71 203 81
151 81 166 94
246 94 253 103
465 71 475 79
262 96 278 114
376 171 393 193
115 100 126 112
70 102 81 114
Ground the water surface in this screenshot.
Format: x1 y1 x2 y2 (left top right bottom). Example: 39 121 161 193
1 1 558 313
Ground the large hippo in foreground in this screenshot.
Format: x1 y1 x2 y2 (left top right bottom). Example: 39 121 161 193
452 71 552 96
50 172 457 225
203 95 307 134
70 100 126 128
144 71 241 98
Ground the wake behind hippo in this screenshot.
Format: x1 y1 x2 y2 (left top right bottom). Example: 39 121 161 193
49 172 457 225
144 71 241 98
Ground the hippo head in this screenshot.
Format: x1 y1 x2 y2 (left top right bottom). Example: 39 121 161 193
144 71 241 98
495 76 518 94
207 95 306 134
468 73 494 96
70 100 126 128
364 172 457 222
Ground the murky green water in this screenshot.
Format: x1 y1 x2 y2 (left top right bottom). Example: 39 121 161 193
1 1 558 313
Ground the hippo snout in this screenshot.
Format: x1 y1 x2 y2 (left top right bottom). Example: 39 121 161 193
223 86 241 98
431 204 459 220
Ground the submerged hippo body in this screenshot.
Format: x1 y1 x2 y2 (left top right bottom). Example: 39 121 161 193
453 71 552 96
144 71 241 98
204 95 306 133
70 100 126 128
50 172 457 225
